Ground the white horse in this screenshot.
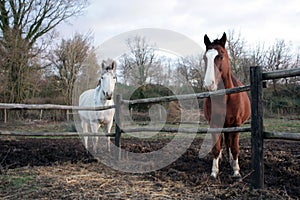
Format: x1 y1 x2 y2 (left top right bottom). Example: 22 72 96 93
79 59 116 152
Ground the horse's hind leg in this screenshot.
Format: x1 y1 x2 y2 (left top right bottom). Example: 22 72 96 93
229 132 241 178
211 133 223 178
224 132 231 161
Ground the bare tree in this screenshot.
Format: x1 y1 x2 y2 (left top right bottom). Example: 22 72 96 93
118 54 131 85
49 33 93 105
289 48 300 88
119 36 158 86
265 40 292 92
0 0 88 103
265 40 292 71
175 55 204 90
226 30 250 83
249 42 267 67
155 56 173 86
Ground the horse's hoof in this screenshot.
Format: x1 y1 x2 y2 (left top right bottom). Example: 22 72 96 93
210 175 217 182
210 174 221 183
232 172 241 179
210 172 218 179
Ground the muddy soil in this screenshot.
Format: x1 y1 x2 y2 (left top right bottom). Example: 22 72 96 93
0 136 299 199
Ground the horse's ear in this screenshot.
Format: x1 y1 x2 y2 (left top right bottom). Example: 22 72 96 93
101 60 106 70
111 61 116 71
204 34 211 47
220 32 227 47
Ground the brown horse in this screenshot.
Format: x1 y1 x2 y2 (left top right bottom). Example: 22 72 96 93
203 33 250 178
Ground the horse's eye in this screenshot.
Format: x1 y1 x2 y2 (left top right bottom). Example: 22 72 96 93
217 55 223 60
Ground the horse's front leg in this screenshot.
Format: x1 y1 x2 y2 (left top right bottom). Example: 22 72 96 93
229 132 241 178
81 121 89 149
90 122 100 153
211 133 223 178
105 120 114 152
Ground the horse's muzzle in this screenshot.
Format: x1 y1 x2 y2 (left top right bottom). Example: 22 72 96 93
106 96 112 100
103 91 113 100
106 94 113 100
203 81 217 91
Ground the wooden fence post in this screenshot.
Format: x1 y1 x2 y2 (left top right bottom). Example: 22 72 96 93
115 94 122 160
250 66 264 189
4 109 7 123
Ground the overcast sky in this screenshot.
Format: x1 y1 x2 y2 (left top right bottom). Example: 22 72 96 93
57 0 300 51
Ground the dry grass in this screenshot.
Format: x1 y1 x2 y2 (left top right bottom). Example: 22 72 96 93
1 157 297 199
0 162 248 199
0 119 299 199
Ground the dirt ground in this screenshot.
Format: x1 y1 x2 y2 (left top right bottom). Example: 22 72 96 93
0 136 299 199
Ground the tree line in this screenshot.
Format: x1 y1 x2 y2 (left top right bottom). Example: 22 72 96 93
117 32 300 91
116 33 300 116
0 0 89 105
0 1 299 120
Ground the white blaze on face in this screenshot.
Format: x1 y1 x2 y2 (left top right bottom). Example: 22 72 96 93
204 49 218 91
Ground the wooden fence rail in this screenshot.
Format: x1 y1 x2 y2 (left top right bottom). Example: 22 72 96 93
264 131 300 140
262 67 300 80
0 103 115 123
0 103 115 111
122 126 251 134
122 85 250 105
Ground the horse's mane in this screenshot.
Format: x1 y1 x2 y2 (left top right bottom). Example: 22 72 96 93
231 73 243 87
212 39 224 46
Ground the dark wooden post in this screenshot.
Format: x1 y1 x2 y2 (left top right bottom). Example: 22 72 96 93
250 66 264 189
115 94 122 160
4 109 7 123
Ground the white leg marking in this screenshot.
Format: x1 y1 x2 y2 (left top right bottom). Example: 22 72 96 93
211 150 222 178
229 149 241 177
211 158 219 178
232 158 241 178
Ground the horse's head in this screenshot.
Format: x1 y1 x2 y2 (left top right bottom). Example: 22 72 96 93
98 59 117 100
203 32 230 91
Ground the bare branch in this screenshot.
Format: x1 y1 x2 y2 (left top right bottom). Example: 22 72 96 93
0 0 88 103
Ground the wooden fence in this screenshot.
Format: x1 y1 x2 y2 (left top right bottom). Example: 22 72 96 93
0 66 299 190
250 66 300 189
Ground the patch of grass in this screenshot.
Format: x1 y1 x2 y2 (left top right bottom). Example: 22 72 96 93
121 121 252 140
0 121 75 133
0 171 39 198
264 118 300 133
6 175 34 188
121 117 300 140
